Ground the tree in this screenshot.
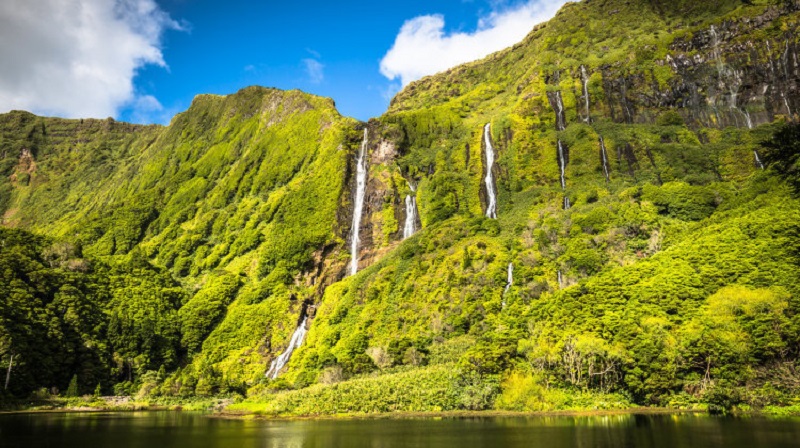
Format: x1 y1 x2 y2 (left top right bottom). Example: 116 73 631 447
65 374 79 397
761 123 800 193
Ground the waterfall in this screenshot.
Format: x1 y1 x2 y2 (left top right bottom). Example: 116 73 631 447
504 263 514 295
754 150 765 170
554 91 566 131
350 128 369 276
599 136 611 183
551 92 569 209
710 25 751 129
557 140 567 190
403 194 418 239
483 123 498 219
784 40 791 80
502 262 513 309
767 41 777 78
266 316 309 379
744 110 754 129
581 65 591 123
729 69 742 111
557 270 563 289
710 25 724 80
783 92 793 118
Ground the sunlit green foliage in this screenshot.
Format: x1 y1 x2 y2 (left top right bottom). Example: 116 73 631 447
2 0 800 417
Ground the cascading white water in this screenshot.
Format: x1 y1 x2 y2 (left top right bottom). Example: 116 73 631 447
552 91 569 210
554 91 566 131
581 65 591 123
767 41 777 78
783 40 791 80
730 69 743 111
754 151 765 170
350 128 369 276
502 262 513 309
557 270 564 289
599 136 611 183
483 123 498 219
403 194 418 239
710 25 724 80
265 316 308 379
744 110 754 129
710 25 753 129
557 140 567 190
504 263 514 295
784 92 793 118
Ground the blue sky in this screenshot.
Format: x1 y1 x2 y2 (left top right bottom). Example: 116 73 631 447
0 0 568 124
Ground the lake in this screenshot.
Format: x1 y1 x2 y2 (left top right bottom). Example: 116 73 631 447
2 411 800 447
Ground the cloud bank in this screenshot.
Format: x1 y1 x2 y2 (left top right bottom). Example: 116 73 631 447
0 0 182 120
380 0 569 86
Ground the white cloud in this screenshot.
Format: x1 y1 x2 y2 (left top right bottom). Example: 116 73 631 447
0 0 182 120
380 0 570 86
303 58 325 84
128 94 174 125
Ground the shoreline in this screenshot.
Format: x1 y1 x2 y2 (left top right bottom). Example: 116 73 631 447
212 407 708 421
3 402 798 420
0 402 702 419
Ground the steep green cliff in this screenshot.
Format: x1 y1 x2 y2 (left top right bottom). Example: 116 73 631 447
2 0 800 413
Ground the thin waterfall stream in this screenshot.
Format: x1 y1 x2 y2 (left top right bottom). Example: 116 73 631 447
581 65 591 122
265 313 309 379
502 262 513 309
403 193 418 239
551 90 570 210
599 136 611 183
350 128 369 276
484 123 498 219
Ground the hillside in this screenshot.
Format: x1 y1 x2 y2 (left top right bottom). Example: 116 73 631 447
2 0 800 414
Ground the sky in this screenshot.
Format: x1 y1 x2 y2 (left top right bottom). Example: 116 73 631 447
0 0 569 124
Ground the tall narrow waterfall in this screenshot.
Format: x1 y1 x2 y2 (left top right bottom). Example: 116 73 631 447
557 140 567 190
554 91 566 131
581 65 591 123
599 136 611 182
266 315 309 379
403 194 418 239
484 123 498 219
504 263 514 295
710 25 724 80
783 92 793 118
557 271 564 289
502 262 513 309
550 91 570 210
350 128 369 276
767 40 777 78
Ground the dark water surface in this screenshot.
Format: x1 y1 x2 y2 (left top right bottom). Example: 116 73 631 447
2 411 800 448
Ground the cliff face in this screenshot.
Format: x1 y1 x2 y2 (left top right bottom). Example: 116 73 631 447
352 0 800 246
285 0 800 400
1 0 799 404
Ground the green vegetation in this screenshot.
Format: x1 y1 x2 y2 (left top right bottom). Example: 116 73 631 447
2 0 800 419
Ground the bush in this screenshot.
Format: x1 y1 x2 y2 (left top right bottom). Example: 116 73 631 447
65 375 79 397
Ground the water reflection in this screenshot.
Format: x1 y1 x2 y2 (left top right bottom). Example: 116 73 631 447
1 412 800 448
